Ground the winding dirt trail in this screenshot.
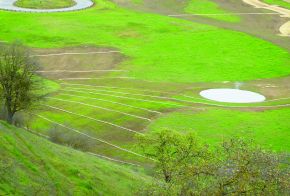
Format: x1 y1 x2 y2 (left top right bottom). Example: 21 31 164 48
243 0 290 36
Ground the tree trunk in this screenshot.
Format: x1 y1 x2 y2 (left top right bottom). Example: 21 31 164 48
6 110 14 124
163 169 171 183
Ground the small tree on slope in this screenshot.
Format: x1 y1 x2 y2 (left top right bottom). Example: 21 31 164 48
0 42 39 124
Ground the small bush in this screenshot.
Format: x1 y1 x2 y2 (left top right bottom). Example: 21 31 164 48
12 113 28 128
48 125 95 152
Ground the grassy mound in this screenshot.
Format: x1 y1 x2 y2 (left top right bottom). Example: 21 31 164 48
0 122 149 195
15 0 76 9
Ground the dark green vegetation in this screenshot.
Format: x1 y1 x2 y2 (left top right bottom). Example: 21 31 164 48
15 0 76 9
0 122 148 195
138 130 290 195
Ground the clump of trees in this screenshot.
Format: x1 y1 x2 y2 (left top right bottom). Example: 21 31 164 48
0 42 39 124
138 130 290 195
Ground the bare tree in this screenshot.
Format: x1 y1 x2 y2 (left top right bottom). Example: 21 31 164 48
0 42 39 124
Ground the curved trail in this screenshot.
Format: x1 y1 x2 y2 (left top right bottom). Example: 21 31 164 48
0 0 93 13
242 0 290 36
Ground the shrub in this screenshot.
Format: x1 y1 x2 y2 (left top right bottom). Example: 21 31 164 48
48 125 95 152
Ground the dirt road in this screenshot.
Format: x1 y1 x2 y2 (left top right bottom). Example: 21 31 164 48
243 0 290 36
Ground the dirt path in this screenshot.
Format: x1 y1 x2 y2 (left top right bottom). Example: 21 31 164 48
243 0 290 36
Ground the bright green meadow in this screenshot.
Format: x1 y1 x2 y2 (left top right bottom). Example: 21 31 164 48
0 0 289 83
0 0 289 194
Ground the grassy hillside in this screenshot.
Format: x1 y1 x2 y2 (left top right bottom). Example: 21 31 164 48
0 0 289 83
0 122 149 195
15 0 76 9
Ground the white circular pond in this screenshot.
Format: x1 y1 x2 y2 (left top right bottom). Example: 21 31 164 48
200 89 266 103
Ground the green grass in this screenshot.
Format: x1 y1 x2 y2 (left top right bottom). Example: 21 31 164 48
29 83 180 162
0 0 289 193
0 0 289 83
148 108 290 152
185 0 240 22
15 0 76 9
0 121 150 195
36 78 60 95
262 0 290 9
131 0 143 4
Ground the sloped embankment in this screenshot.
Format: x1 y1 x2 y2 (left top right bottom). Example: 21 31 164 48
0 122 149 195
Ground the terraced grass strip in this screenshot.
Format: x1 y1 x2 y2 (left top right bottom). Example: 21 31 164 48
58 77 135 81
61 82 179 95
62 87 290 108
35 114 152 160
42 104 143 135
63 86 205 104
264 97 290 102
47 97 152 121
184 0 240 22
88 152 141 167
36 70 127 73
23 127 50 139
31 51 120 57
186 100 290 108
168 12 279 16
58 93 162 114
68 87 180 100
62 88 184 107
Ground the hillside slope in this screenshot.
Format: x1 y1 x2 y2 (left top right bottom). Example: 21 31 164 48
0 122 149 195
